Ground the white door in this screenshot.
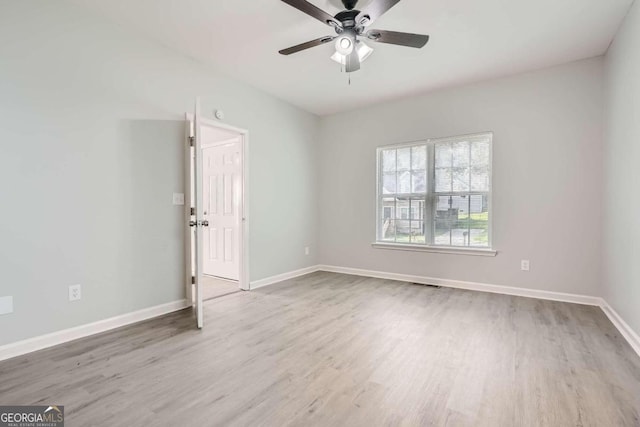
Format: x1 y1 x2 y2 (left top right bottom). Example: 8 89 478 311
202 140 242 281
185 102 207 329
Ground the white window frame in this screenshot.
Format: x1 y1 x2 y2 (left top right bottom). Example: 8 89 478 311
374 132 496 257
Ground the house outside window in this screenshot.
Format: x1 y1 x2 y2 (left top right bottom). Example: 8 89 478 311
377 132 492 249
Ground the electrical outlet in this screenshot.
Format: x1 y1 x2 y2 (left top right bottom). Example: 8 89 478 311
172 193 185 206
0 296 13 315
69 284 81 301
521 260 530 271
305 246 310 256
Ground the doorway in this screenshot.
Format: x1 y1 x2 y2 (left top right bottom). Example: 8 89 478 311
185 111 249 327
201 136 242 281
200 128 243 300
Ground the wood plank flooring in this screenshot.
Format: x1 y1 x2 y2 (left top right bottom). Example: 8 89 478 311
1 272 639 426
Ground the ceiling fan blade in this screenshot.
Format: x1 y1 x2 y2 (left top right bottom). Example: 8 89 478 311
281 0 341 27
366 29 429 48
356 0 401 26
345 49 361 72
279 36 336 55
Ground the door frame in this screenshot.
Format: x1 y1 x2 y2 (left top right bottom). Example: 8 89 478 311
185 114 250 299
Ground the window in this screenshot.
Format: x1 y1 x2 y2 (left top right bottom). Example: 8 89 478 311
377 133 492 249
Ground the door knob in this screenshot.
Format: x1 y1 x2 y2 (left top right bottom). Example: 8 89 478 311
189 220 209 227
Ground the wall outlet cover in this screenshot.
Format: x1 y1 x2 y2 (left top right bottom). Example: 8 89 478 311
172 193 185 206
69 285 81 301
521 260 530 271
0 296 13 315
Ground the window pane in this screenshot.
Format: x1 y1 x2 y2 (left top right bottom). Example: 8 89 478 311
435 144 452 167
469 194 489 247
451 195 469 215
434 195 451 245
398 170 411 194
397 148 411 170
433 195 471 247
411 170 426 193
470 166 489 191
471 141 490 167
381 219 395 241
411 145 427 170
382 149 396 172
452 167 470 192
410 198 425 220
410 221 425 244
381 197 395 220
396 198 409 219
451 196 470 246
396 220 411 242
435 168 452 192
382 172 396 194
452 141 470 168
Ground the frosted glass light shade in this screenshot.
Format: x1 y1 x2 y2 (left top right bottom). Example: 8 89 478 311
331 41 373 65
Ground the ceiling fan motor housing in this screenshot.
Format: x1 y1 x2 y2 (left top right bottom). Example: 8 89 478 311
334 10 361 31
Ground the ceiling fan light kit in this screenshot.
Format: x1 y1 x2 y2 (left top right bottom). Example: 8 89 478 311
279 0 430 73
335 32 356 55
330 40 373 65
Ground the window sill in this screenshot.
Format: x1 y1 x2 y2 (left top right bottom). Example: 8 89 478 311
371 242 497 257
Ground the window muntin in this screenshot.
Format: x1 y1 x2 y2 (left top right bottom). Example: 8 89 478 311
377 133 492 248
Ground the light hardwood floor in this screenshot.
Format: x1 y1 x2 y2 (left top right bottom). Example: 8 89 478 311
1 272 639 426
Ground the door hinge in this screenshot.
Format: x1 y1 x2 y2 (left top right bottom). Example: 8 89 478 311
191 276 196 284
190 207 195 216
188 136 194 147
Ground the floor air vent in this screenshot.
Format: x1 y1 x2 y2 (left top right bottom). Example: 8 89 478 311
413 283 442 289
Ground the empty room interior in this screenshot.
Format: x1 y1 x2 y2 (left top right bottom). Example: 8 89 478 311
1 0 640 425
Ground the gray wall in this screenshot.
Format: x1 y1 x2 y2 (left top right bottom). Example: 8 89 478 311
318 58 604 295
0 1 318 346
1 0 631 350
604 0 640 336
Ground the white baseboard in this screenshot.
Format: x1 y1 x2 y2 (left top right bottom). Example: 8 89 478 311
318 265 602 306
3 266 639 363
0 299 190 362
250 265 321 290
600 301 640 358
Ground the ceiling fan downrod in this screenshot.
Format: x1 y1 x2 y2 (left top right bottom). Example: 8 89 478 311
341 0 359 10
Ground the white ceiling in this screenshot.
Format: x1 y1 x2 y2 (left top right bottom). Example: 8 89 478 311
74 0 633 115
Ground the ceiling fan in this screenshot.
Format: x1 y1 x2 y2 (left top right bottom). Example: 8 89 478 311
279 0 429 73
